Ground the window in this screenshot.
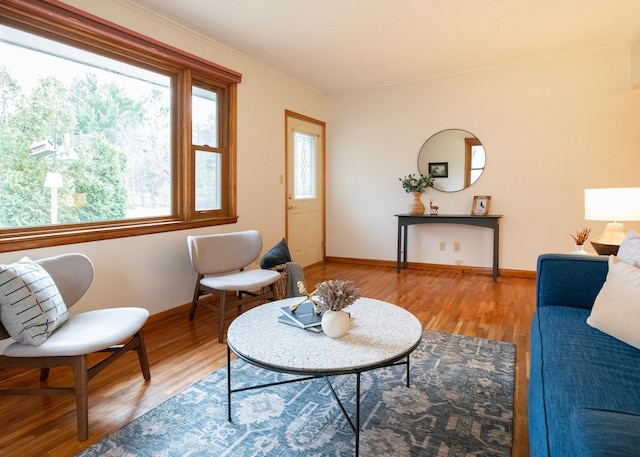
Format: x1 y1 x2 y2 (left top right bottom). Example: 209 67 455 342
465 137 485 188
0 1 241 253
293 131 317 199
193 84 223 212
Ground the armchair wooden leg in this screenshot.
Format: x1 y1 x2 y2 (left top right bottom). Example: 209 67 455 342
218 293 227 344
39 368 50 381
189 300 198 321
71 355 89 441
189 276 204 321
135 329 151 381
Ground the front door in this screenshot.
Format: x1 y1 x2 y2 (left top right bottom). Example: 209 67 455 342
285 110 325 267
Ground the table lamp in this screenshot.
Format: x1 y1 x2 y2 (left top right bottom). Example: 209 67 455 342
584 187 640 255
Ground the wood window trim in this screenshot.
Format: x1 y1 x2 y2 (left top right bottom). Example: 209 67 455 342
0 0 241 84
0 0 241 254
464 137 482 188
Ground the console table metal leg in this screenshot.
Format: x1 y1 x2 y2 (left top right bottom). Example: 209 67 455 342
396 220 402 272
493 225 500 281
402 225 408 269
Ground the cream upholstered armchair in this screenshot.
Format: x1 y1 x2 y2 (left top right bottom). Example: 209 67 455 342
187 230 281 343
0 253 150 441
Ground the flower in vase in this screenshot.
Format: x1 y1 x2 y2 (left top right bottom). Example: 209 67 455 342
570 227 591 246
399 173 435 193
314 279 361 312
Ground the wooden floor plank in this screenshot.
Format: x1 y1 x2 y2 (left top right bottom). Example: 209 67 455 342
0 262 535 457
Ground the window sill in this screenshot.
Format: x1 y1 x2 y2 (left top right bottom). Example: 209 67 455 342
0 217 238 254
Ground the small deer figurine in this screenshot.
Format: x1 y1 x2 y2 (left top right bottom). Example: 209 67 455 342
430 199 439 215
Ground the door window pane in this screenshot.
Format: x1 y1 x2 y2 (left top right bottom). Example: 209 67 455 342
293 131 316 199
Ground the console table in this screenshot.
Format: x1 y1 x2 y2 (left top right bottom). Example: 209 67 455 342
395 214 502 281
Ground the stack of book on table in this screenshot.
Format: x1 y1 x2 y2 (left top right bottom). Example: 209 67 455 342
278 300 323 333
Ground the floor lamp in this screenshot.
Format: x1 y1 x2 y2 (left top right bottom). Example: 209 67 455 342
584 188 640 255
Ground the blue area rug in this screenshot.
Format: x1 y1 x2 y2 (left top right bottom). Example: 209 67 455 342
77 330 514 456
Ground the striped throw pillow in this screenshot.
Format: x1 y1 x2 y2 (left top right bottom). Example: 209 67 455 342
618 230 640 267
0 258 68 345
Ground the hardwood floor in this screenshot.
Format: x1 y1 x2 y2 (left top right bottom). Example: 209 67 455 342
0 261 536 457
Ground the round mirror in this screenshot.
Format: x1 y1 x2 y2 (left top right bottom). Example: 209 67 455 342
417 129 486 192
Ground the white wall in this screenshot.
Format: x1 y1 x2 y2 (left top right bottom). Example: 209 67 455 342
327 47 640 271
0 0 328 316
3 2 640 319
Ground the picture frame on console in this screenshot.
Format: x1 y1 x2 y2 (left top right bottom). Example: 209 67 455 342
428 162 448 178
472 196 491 215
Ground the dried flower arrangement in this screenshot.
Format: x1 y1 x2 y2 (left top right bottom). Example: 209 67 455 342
570 227 591 246
314 279 361 312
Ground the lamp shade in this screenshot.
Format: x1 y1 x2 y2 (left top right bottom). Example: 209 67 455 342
584 188 640 222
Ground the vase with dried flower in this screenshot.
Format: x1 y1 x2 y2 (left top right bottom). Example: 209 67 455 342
399 173 435 215
570 227 591 255
314 279 361 338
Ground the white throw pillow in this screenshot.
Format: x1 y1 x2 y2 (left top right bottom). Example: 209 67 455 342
587 255 640 350
0 258 68 345
618 230 640 267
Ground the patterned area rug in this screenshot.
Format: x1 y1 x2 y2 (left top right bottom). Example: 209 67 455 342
77 331 514 456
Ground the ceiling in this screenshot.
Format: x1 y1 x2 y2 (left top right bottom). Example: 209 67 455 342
126 0 640 95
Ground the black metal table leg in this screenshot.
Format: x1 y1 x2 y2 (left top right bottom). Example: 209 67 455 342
226 307 421 457
406 354 411 387
355 372 361 457
227 344 232 421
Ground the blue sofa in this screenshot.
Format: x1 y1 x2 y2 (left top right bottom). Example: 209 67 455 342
529 254 640 457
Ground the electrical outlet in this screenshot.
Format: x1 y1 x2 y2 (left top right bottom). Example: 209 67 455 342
455 260 463 265
453 241 461 252
439 241 446 251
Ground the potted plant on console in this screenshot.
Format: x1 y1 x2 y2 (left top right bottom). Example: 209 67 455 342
399 173 435 215
315 280 361 338
570 226 591 255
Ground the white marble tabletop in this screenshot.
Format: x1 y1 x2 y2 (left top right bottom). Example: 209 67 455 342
227 297 423 375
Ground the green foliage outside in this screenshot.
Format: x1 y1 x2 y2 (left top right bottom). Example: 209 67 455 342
0 67 157 229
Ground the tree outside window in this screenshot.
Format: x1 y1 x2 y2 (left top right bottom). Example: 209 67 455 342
0 1 240 253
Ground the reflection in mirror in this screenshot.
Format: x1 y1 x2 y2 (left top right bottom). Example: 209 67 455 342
417 129 485 192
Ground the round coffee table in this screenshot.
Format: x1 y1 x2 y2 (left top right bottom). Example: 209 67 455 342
226 297 422 456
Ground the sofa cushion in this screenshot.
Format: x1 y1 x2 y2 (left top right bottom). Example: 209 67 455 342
587 255 640 350
618 230 640 267
0 258 69 345
530 305 640 457
568 408 640 457
260 238 291 269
